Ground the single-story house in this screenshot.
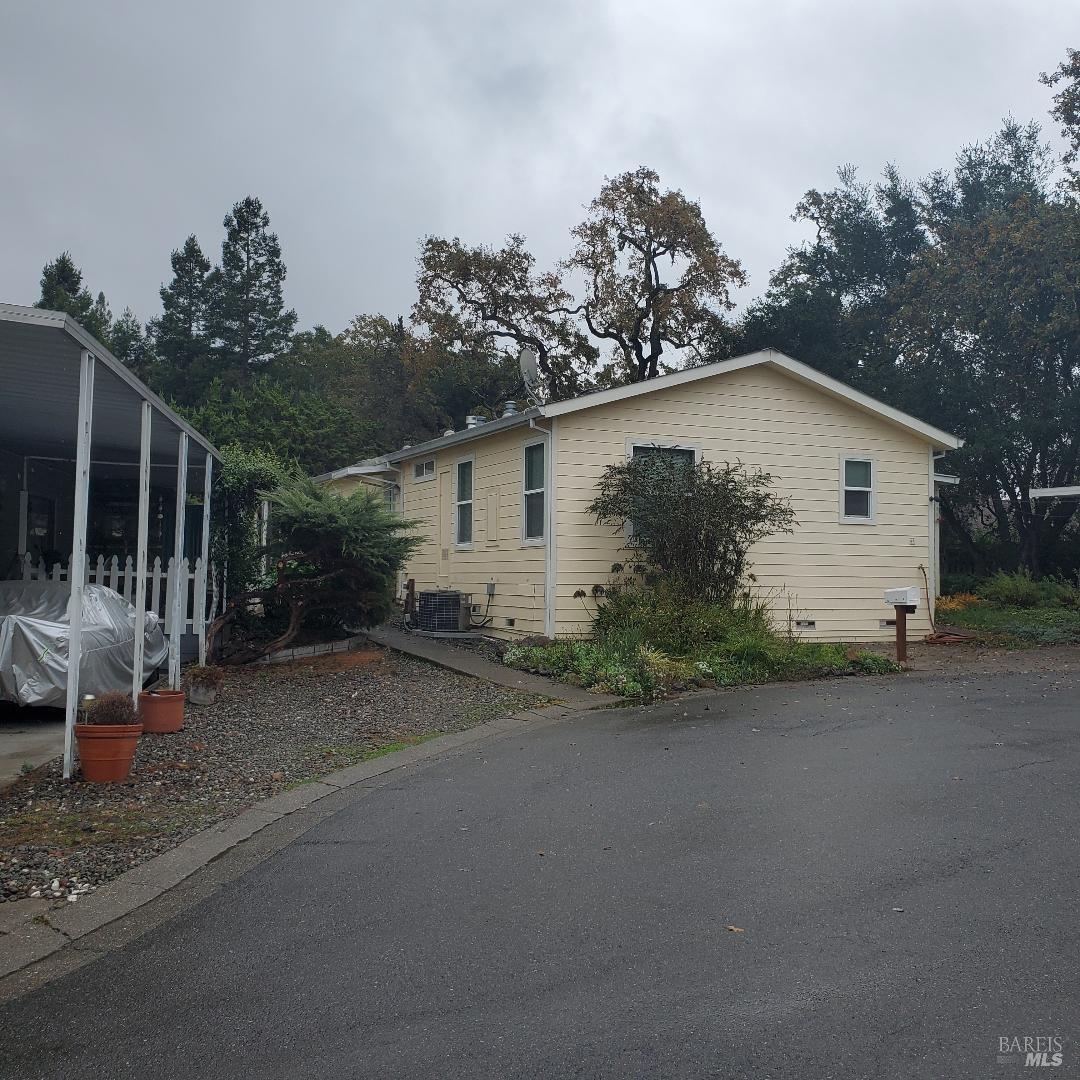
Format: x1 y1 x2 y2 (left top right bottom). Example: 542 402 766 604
329 349 963 642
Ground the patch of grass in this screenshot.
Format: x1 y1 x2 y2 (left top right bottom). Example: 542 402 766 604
944 603 1080 645
0 803 220 853
310 732 446 770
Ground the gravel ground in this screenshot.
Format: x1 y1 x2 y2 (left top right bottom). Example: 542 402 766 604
0 647 539 905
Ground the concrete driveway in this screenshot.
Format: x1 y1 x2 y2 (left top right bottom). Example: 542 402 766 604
1 666 1078 1078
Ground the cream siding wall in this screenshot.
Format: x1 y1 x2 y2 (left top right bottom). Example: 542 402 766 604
553 364 935 642
400 426 548 637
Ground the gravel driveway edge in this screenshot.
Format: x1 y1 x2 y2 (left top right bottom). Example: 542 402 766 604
0 702 578 990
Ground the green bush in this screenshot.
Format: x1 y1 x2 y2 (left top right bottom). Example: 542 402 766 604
939 572 985 597
592 585 772 656
978 570 1079 609
504 586 901 697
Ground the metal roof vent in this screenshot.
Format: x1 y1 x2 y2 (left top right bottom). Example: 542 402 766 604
444 429 455 437
465 414 487 429
501 400 519 418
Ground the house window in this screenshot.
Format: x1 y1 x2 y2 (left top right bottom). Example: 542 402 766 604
455 459 473 546
841 457 874 521
523 441 546 542
413 459 435 482
630 443 696 468
383 484 398 513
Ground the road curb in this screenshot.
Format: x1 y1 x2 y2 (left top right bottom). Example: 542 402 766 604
0 701 605 985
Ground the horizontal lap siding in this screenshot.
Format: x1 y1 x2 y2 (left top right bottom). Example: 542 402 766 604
400 427 546 638
554 365 933 642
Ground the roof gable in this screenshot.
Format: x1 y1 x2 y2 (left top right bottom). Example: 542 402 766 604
542 349 962 450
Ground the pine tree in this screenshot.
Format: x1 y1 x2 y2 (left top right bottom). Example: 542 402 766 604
150 236 212 368
36 253 112 341
211 196 296 372
110 307 153 379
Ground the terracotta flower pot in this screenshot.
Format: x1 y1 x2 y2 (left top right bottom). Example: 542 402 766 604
138 690 185 733
76 723 142 783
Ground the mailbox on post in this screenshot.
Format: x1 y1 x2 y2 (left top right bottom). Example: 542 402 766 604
884 586 920 665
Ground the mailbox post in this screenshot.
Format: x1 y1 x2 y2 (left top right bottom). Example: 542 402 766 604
884 586 920 666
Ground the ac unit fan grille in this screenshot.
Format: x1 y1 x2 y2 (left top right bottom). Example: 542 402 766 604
416 590 471 633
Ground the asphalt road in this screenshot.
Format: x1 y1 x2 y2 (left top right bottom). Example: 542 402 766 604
2 668 1078 1079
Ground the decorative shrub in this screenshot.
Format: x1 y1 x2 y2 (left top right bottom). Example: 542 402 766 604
978 570 1079 609
84 691 139 726
936 593 982 614
186 665 226 689
586 455 795 605
504 586 901 697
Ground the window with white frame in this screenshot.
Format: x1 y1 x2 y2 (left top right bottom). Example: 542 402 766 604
382 484 398 513
523 441 545 542
841 457 874 521
413 459 435 482
455 459 473 546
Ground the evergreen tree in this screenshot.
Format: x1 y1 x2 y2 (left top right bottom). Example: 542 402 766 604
147 235 214 402
211 196 296 373
36 252 112 341
109 307 153 379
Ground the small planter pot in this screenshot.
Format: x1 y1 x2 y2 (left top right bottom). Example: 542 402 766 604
75 723 142 783
187 684 218 706
138 690 185 733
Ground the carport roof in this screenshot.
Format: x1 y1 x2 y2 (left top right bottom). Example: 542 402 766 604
0 304 218 466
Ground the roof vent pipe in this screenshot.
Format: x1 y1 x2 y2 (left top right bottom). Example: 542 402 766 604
501 400 519 418
465 415 487 429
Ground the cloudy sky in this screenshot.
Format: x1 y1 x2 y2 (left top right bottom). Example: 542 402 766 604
1 1 1074 334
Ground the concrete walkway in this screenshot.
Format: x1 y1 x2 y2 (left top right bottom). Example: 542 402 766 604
0 708 64 791
365 624 620 707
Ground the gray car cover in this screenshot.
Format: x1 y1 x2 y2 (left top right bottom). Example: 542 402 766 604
0 581 168 707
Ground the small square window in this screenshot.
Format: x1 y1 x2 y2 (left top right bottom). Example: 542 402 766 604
413 459 435 482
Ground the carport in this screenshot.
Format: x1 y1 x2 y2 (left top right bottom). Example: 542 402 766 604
0 304 219 778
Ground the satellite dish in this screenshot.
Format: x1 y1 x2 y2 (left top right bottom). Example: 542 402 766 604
518 345 545 404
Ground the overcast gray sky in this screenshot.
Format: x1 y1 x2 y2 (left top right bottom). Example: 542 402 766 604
1 1 1074 334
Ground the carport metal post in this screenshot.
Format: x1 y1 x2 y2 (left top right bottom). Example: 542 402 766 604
63 349 96 780
131 402 153 703
197 454 213 664
168 432 188 690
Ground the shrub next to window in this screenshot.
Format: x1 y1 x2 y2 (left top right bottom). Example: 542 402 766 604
587 455 795 604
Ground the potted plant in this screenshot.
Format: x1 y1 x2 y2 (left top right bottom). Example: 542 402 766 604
138 686 185 733
76 691 142 782
185 664 225 706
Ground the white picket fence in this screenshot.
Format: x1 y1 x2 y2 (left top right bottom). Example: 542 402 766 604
15 552 219 638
